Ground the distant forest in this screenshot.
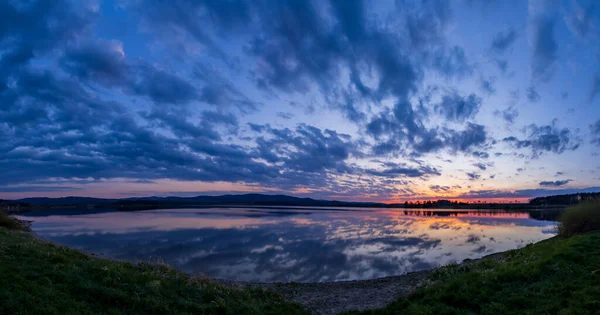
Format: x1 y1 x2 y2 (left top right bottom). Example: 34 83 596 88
529 192 600 206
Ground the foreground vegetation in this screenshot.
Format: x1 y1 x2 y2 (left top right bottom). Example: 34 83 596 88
0 222 308 314
0 210 26 230
351 203 600 315
558 201 600 236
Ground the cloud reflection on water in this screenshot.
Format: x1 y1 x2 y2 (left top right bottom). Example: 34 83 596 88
21 208 556 282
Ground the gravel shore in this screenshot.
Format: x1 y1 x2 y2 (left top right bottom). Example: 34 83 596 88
218 253 506 315
218 270 431 315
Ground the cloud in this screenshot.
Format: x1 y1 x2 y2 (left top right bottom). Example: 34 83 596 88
429 185 452 193
473 163 487 171
591 119 600 145
494 106 519 125
467 172 481 180
490 27 518 53
526 86 541 102
444 123 488 152
0 1 97 71
131 65 198 105
539 179 572 187
435 92 482 122
59 39 258 111
591 74 600 103
479 76 496 95
276 112 294 120
252 124 358 177
493 58 509 73
503 121 581 157
564 0 600 41
60 39 127 86
529 14 558 81
472 151 490 159
367 103 488 156
366 163 441 178
129 0 471 122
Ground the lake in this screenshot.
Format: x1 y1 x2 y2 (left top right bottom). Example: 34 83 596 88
19 207 557 283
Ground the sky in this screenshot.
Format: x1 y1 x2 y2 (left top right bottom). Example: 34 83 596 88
1 0 600 202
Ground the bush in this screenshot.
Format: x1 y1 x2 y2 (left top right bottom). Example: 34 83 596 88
0 211 24 230
558 202 600 236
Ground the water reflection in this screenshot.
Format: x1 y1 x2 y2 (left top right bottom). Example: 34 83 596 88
19 208 557 282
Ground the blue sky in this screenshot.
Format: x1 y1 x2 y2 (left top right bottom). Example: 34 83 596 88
1 0 600 202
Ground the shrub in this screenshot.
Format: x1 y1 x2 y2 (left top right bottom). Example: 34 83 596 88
0 211 24 230
558 202 600 236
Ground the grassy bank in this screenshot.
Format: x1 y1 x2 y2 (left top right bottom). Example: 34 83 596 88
349 230 600 315
0 226 309 315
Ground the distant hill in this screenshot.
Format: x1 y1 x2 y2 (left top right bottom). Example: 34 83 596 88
17 197 117 205
14 194 384 208
116 193 384 207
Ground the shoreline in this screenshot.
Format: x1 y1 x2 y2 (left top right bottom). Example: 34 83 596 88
20 220 509 315
216 252 506 315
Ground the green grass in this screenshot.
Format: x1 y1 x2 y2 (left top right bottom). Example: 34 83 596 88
0 227 309 315
0 210 25 230
348 230 600 315
558 202 600 236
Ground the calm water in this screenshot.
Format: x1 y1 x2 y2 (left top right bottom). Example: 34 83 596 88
19 207 557 282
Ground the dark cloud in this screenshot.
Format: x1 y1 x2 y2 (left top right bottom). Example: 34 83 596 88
591 74 600 103
479 76 496 95
59 39 258 110
428 46 474 79
60 39 128 86
435 92 482 122
0 1 97 70
564 1 600 41
472 151 489 159
493 58 508 73
526 86 541 102
494 106 519 125
591 119 600 145
58 39 197 106
367 101 487 156
539 179 572 187
530 15 558 81
467 172 481 180
444 123 487 152
130 0 471 121
131 65 198 105
252 124 358 176
276 112 294 120
490 27 518 54
473 163 487 171
503 122 581 157
466 234 481 243
429 185 452 193
366 163 441 178
1 54 367 192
